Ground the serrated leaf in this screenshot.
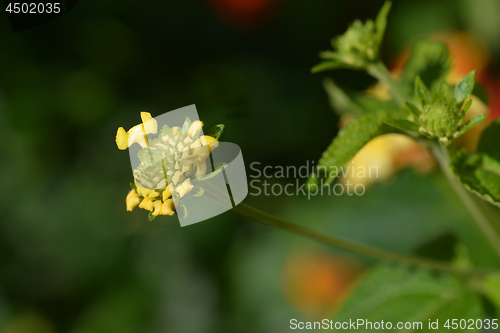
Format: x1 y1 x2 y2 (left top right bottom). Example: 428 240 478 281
454 70 476 104
384 119 419 132
400 38 451 94
204 124 225 140
308 111 394 186
450 150 500 208
311 60 344 73
475 168 500 200
415 76 431 106
331 265 481 332
405 102 422 116
375 1 391 46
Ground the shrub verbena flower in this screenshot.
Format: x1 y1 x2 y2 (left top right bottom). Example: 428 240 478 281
116 113 219 218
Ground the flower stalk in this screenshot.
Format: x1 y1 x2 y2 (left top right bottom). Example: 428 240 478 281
232 202 491 278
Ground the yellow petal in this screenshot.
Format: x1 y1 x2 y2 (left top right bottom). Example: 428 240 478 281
152 200 163 216
195 161 207 178
139 197 154 211
191 135 219 149
116 127 130 150
127 124 149 148
162 186 172 201
141 112 157 134
176 179 194 198
172 171 183 185
148 190 160 198
160 199 175 216
188 120 203 138
126 190 141 211
136 186 152 197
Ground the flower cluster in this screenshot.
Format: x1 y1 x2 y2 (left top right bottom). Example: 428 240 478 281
116 113 219 218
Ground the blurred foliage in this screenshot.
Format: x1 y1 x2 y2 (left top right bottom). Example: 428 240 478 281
0 0 500 332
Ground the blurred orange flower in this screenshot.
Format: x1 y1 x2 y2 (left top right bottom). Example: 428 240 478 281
282 251 364 318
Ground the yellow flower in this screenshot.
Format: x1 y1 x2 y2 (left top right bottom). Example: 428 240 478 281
152 199 175 216
126 189 141 211
118 114 220 219
115 112 158 150
138 197 154 212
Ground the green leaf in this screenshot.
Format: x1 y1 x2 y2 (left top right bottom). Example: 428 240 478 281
464 114 486 131
405 102 422 117
191 186 205 197
450 150 500 207
462 99 473 114
384 119 419 132
331 265 482 332
311 60 344 73
415 76 432 106
482 154 500 176
375 1 391 46
437 80 453 103
477 118 500 161
204 124 225 140
400 38 452 94
454 70 476 104
197 163 228 181
308 111 394 186
475 168 500 200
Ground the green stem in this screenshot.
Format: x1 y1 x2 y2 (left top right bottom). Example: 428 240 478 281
198 180 472 275
432 144 500 258
367 61 407 106
232 202 488 277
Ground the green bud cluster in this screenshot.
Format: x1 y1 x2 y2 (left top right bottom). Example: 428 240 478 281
312 2 391 72
385 71 486 147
